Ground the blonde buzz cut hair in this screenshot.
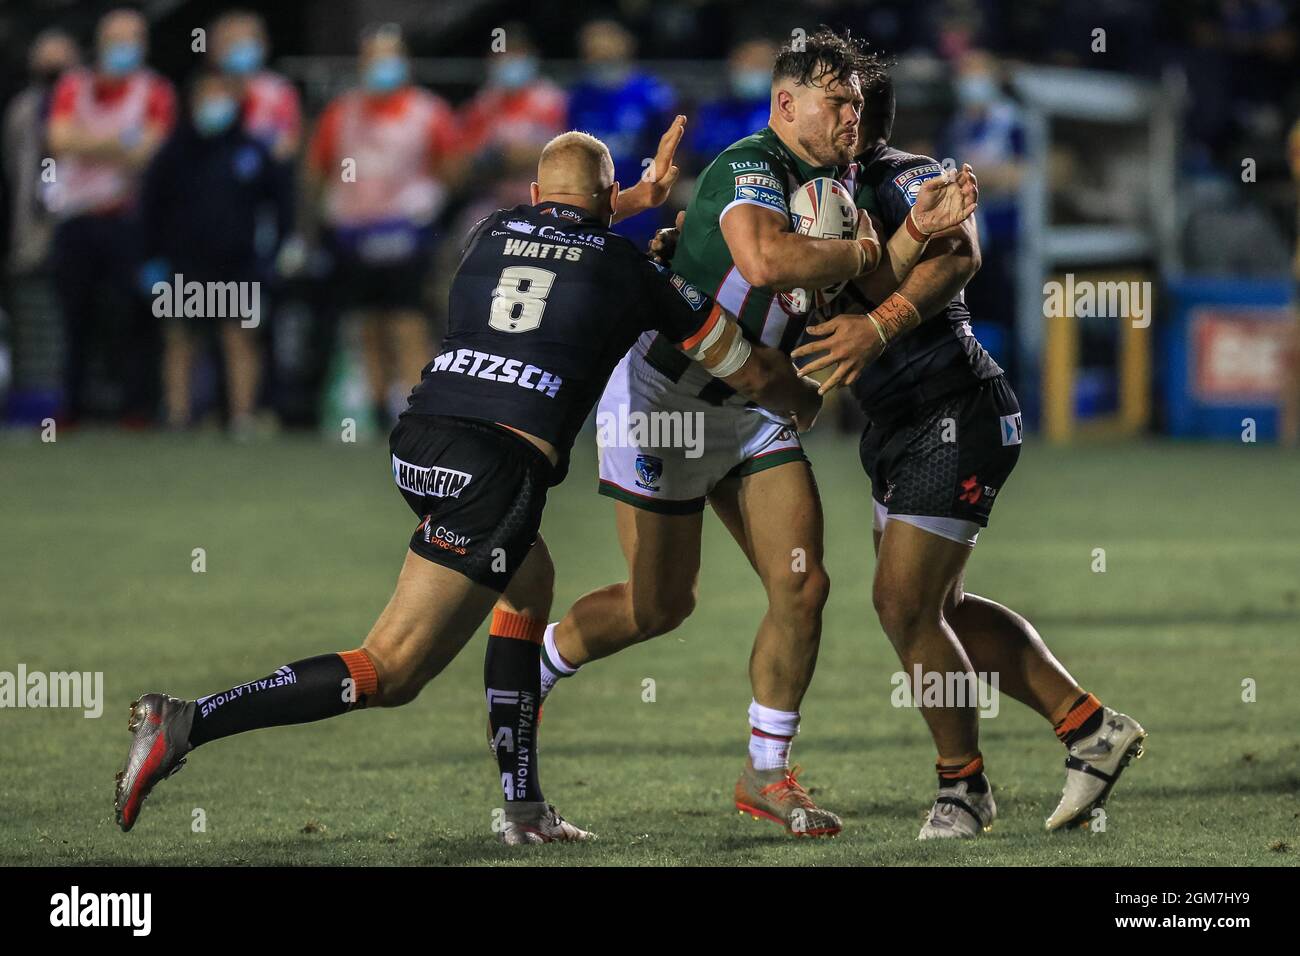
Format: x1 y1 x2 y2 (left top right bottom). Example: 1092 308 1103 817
537 130 616 198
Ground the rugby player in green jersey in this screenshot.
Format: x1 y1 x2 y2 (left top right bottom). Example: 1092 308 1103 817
537 29 977 836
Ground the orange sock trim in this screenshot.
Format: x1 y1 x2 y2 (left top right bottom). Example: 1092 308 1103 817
490 609 546 644
937 754 984 780
1054 692 1101 739
339 649 378 699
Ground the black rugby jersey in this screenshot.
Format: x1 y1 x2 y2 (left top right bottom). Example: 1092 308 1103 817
841 144 1002 423
404 202 717 483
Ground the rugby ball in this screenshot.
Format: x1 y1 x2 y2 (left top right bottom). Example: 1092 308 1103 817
786 176 858 313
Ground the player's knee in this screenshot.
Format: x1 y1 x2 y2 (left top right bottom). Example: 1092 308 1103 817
630 585 695 639
873 582 935 645
769 564 830 625
361 645 429 708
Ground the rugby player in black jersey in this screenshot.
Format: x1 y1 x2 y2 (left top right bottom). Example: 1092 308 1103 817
113 127 825 845
791 68 1147 837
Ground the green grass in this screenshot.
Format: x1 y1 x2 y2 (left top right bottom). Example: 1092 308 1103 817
1 427 1298 866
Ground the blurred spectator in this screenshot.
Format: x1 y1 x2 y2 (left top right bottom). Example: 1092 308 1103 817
46 8 175 424
686 37 774 166
3 29 79 276
210 9 302 162
140 73 292 434
567 19 676 245
1291 117 1300 282
305 24 459 423
1284 115 1300 447
459 24 566 210
941 49 1024 352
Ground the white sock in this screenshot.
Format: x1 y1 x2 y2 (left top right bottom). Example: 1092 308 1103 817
539 623 578 702
747 699 799 771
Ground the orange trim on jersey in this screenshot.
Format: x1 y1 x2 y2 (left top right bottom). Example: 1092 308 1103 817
937 754 984 780
679 303 723 352
339 649 379 699
1054 693 1101 738
490 609 546 644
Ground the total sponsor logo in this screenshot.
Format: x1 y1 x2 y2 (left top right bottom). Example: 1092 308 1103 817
429 348 562 397
418 516 471 555
729 160 772 172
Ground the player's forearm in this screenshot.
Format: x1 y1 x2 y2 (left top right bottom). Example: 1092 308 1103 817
611 181 647 224
895 238 979 319
857 221 980 317
746 231 871 290
732 343 817 420
872 208 935 289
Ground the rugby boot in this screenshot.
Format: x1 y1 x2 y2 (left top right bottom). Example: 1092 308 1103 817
917 772 997 839
114 693 195 832
734 759 842 837
1046 707 1146 831
498 801 593 845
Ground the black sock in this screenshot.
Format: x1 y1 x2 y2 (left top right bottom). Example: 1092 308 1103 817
937 754 987 792
188 653 371 748
1055 692 1104 748
485 624 544 805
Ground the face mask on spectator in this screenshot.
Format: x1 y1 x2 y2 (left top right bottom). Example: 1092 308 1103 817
100 41 143 76
731 68 770 101
492 55 538 91
195 96 239 136
957 74 998 108
364 56 408 93
222 39 265 76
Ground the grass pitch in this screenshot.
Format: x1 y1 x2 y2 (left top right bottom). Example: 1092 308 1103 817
1 426 1298 866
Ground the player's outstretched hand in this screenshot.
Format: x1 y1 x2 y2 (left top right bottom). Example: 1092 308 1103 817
613 115 686 224
911 163 978 235
791 312 885 394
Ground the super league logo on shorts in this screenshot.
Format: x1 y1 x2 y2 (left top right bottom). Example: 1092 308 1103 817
1000 413 1023 446
634 454 663 492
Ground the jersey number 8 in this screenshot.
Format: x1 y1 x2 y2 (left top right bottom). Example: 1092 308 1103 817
489 265 556 333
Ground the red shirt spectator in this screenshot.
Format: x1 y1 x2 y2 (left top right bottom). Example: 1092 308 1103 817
308 86 459 228
47 67 174 217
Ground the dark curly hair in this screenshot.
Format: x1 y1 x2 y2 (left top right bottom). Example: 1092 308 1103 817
771 26 884 93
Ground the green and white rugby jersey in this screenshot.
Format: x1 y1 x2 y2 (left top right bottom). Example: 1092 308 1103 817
637 125 879 403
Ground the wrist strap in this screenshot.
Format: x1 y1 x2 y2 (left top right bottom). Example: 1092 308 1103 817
905 209 930 243
856 237 880 275
866 313 890 348
869 292 922 349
